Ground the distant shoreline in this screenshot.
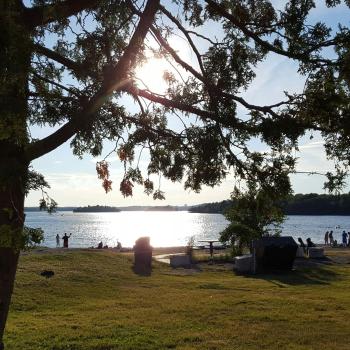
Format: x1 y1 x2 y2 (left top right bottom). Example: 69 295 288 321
24 192 350 215
24 208 350 216
73 206 121 213
25 206 189 212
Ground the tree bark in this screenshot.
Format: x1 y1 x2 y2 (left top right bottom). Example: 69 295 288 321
0 249 20 350
0 165 26 349
0 2 30 348
0 148 27 349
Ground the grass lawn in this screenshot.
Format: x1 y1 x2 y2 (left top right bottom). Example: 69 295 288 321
4 249 350 350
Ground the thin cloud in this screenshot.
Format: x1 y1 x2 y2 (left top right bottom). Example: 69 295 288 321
298 141 324 150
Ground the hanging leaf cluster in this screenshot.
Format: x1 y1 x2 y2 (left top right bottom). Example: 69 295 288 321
96 161 112 193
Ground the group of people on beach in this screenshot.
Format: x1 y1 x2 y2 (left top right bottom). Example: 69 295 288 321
96 241 122 250
324 230 350 247
297 237 316 254
55 233 72 248
55 233 122 250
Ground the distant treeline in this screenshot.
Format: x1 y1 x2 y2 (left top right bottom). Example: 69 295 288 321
25 206 76 212
73 205 121 213
281 193 350 215
117 205 188 211
189 200 233 214
25 205 188 212
189 193 350 215
25 193 350 215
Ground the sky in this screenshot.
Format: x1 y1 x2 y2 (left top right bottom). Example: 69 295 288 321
25 1 350 207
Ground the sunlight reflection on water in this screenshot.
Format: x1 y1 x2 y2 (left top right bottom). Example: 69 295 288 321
25 211 228 248
25 211 350 248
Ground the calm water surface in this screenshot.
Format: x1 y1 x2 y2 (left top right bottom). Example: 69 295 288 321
25 211 350 248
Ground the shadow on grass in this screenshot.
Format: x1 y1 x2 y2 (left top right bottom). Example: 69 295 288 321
132 264 152 276
243 264 341 287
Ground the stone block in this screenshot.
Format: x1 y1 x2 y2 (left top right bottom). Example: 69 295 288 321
170 254 191 268
234 254 253 273
308 247 324 258
296 247 306 258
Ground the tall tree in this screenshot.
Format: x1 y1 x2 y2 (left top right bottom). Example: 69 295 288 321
0 0 349 347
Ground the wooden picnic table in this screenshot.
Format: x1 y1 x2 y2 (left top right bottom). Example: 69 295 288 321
198 240 220 258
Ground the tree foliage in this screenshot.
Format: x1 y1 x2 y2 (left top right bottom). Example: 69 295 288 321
2 0 344 207
220 178 288 254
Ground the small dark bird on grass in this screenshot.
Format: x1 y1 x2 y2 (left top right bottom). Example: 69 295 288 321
40 270 55 278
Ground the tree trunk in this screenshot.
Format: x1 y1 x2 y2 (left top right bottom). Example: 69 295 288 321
0 170 26 349
0 147 27 349
0 249 20 350
0 2 31 349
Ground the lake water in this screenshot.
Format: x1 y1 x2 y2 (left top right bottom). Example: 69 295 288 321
25 211 350 248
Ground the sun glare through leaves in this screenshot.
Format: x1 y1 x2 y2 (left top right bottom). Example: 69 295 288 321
134 57 169 93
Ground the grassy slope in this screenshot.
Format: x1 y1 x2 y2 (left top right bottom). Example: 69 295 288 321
4 250 350 350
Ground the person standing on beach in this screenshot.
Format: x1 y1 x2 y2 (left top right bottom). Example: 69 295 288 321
324 231 329 246
56 234 60 247
298 238 307 254
62 233 72 248
348 232 350 247
329 231 334 246
342 231 348 247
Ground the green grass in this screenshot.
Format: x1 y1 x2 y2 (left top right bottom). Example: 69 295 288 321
192 251 233 263
4 249 350 350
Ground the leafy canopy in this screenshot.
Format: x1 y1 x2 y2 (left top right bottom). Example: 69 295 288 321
220 178 288 254
2 0 350 203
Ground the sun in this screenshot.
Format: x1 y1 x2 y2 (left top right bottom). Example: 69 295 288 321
134 57 169 94
134 37 191 94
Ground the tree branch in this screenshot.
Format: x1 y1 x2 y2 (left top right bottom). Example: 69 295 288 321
187 30 218 46
23 0 100 30
34 2 287 126
33 43 89 77
26 0 160 161
125 86 213 120
205 0 335 66
150 25 283 118
30 71 81 96
159 4 205 75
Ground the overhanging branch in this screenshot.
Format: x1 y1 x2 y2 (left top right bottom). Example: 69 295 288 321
205 0 335 66
26 0 160 161
159 4 205 75
23 0 100 30
33 44 88 77
150 25 284 118
126 86 214 120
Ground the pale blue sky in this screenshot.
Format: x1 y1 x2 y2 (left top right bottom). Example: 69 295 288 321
25 1 350 207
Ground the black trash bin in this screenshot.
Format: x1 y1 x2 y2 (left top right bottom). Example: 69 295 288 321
134 237 152 270
252 236 298 272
